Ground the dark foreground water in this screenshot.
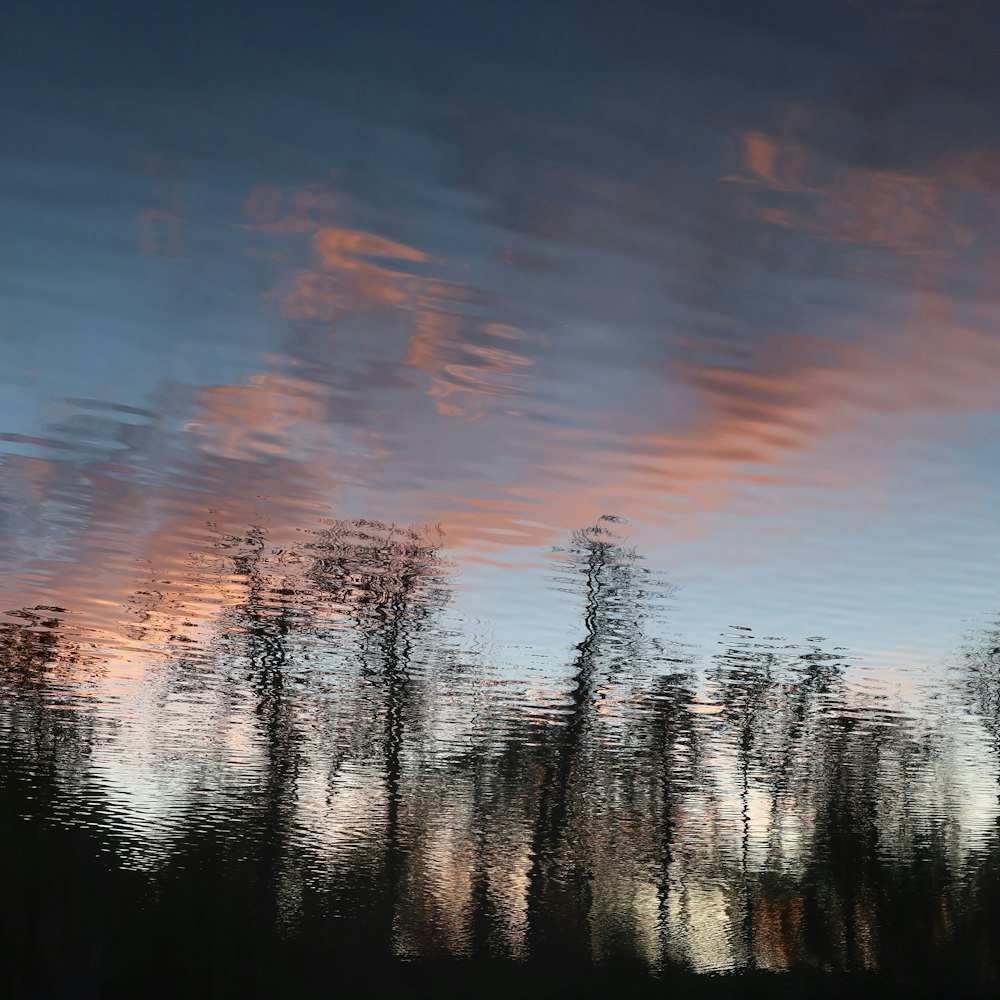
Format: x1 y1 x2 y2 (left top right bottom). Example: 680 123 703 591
4 1 1000 996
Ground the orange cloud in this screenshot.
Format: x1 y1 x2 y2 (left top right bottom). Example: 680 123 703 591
17 145 999 648
411 290 1000 556
730 127 990 265
743 131 778 183
188 374 328 461
0 375 345 665
406 313 535 417
238 182 429 319
240 179 540 418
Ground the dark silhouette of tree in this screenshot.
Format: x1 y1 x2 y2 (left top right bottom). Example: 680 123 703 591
0 606 109 994
203 523 312 931
525 515 675 960
960 613 1000 807
5 517 996 991
0 606 90 799
705 631 869 972
798 699 889 972
645 659 702 967
305 518 449 950
707 628 788 969
771 638 849 809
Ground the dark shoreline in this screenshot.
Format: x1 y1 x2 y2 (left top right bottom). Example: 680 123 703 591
4 804 997 1000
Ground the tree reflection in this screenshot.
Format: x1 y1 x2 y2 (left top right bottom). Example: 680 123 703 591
4 521 1000 992
708 629 785 968
526 515 678 960
961 613 1000 802
305 519 449 947
0 607 90 803
0 607 106 995
219 523 308 929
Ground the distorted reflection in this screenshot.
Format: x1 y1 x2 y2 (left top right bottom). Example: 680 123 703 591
3 517 1000 987
4 0 1000 993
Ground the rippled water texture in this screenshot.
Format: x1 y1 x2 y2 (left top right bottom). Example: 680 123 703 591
3 1 1000 995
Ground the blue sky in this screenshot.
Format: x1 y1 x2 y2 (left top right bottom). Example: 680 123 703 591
3 0 1000 685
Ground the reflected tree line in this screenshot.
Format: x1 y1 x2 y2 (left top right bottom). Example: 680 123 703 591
3 517 1000 991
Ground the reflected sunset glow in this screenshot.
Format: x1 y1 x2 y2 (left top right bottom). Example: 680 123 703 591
3 0 1000 993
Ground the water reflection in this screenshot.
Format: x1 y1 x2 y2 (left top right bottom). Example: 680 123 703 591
5 0 1000 993
2 517 1000 990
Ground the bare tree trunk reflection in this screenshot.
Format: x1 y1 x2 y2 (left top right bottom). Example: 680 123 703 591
306 519 448 952
526 516 675 961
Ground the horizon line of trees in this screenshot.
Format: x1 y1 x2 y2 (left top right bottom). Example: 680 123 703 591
2 514 1000 981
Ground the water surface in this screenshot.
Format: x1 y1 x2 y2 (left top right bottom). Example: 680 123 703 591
3 1 1000 994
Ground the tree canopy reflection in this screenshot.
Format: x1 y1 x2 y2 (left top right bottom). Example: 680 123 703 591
2 519 1000 993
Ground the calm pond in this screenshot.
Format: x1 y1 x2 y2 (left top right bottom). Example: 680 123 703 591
3 2 1000 996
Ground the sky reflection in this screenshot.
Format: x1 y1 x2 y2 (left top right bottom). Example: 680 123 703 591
3 0 1000 929
6 5 1000 988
